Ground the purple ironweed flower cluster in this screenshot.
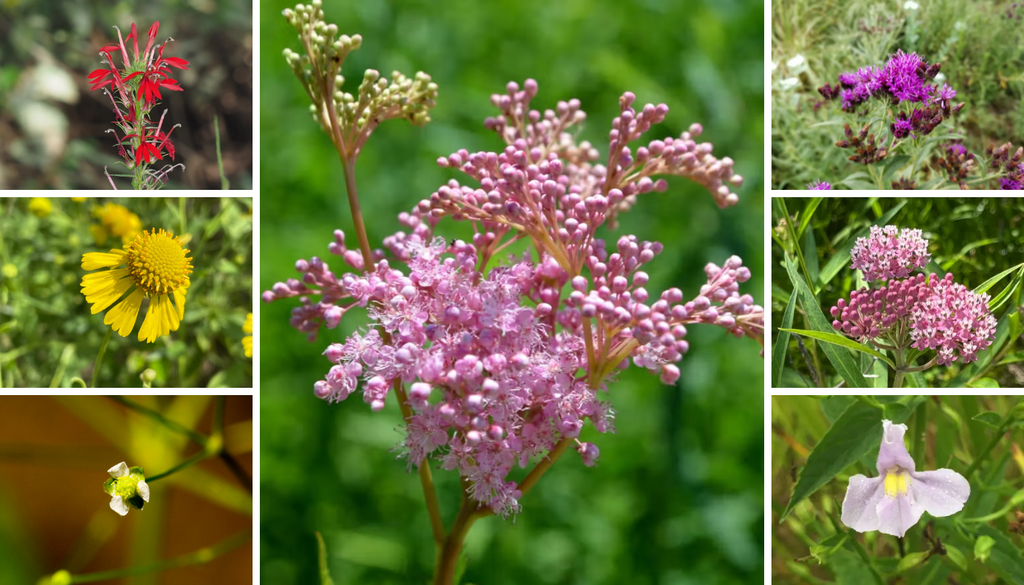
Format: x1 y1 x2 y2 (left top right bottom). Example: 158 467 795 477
931 141 976 189
265 80 763 516
807 181 831 190
987 142 1024 190
831 226 996 368
850 225 930 281
818 51 964 163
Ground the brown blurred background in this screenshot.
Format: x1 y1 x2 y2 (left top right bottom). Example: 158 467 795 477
0 0 253 189
0 396 252 584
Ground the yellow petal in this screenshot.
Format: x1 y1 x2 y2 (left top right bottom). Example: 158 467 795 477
139 294 179 342
82 250 126 270
104 289 145 337
81 268 128 296
172 287 187 321
84 274 134 315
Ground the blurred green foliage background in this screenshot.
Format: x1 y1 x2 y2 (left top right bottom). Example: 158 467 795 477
771 0 1024 189
260 0 764 583
0 197 253 388
0 0 252 189
772 395 1024 584
771 198 1024 388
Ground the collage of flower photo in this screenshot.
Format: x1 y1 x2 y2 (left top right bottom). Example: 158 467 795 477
5 0 1024 584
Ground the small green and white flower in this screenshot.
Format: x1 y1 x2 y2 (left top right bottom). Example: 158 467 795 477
103 461 150 516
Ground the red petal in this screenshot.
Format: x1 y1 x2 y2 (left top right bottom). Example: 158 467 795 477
160 57 189 70
159 78 183 91
147 21 160 41
129 23 139 61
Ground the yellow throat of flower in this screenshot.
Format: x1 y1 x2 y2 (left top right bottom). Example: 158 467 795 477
125 229 193 295
884 468 911 497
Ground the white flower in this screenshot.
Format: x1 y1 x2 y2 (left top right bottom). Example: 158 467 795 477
934 72 946 84
904 1 919 10
771 61 778 72
780 77 800 91
104 461 150 516
787 54 806 69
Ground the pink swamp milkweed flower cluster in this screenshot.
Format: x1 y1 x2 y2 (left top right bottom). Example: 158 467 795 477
88 22 189 189
265 79 764 517
831 226 995 370
850 225 930 282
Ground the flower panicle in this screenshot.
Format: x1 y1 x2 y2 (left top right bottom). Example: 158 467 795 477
282 0 438 156
263 81 762 518
87 21 189 189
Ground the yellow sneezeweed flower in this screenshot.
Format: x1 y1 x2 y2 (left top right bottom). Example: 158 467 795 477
28 197 52 218
81 229 192 343
91 202 142 245
243 313 253 358
72 197 87 202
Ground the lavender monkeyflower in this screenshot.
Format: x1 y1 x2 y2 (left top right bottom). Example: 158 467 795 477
842 420 969 537
850 225 930 282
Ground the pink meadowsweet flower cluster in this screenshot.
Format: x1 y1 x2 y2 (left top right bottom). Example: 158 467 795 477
850 225 930 281
910 273 997 366
265 80 763 516
830 226 996 368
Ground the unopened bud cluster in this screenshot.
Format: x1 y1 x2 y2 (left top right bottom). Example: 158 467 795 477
282 0 438 153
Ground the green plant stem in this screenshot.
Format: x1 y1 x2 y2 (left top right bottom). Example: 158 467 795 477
214 115 229 189
777 199 814 291
341 157 374 270
963 411 1015 478
90 329 113 388
892 348 906 388
107 396 209 447
433 490 483 585
146 449 209 483
913 400 927 465
63 529 251 583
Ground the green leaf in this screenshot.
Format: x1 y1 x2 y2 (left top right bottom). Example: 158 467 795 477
976 527 1024 584
896 551 930 573
940 238 1000 271
808 532 848 564
968 377 1000 389
880 155 911 187
780 400 889 520
987 266 1023 313
317 532 336 585
945 544 967 572
818 201 908 289
804 228 820 285
796 198 823 241
772 293 798 388
785 255 868 388
974 263 1024 295
974 535 995 562
972 411 1003 428
780 329 896 369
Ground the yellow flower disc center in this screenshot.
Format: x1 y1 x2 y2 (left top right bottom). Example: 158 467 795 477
125 229 192 295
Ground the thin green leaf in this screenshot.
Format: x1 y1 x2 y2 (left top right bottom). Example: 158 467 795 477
785 255 868 388
796 198 823 241
974 263 1024 295
780 329 896 369
804 228 820 285
987 267 1023 313
972 411 1003 428
317 532 336 585
773 293 798 388
940 238 1000 271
